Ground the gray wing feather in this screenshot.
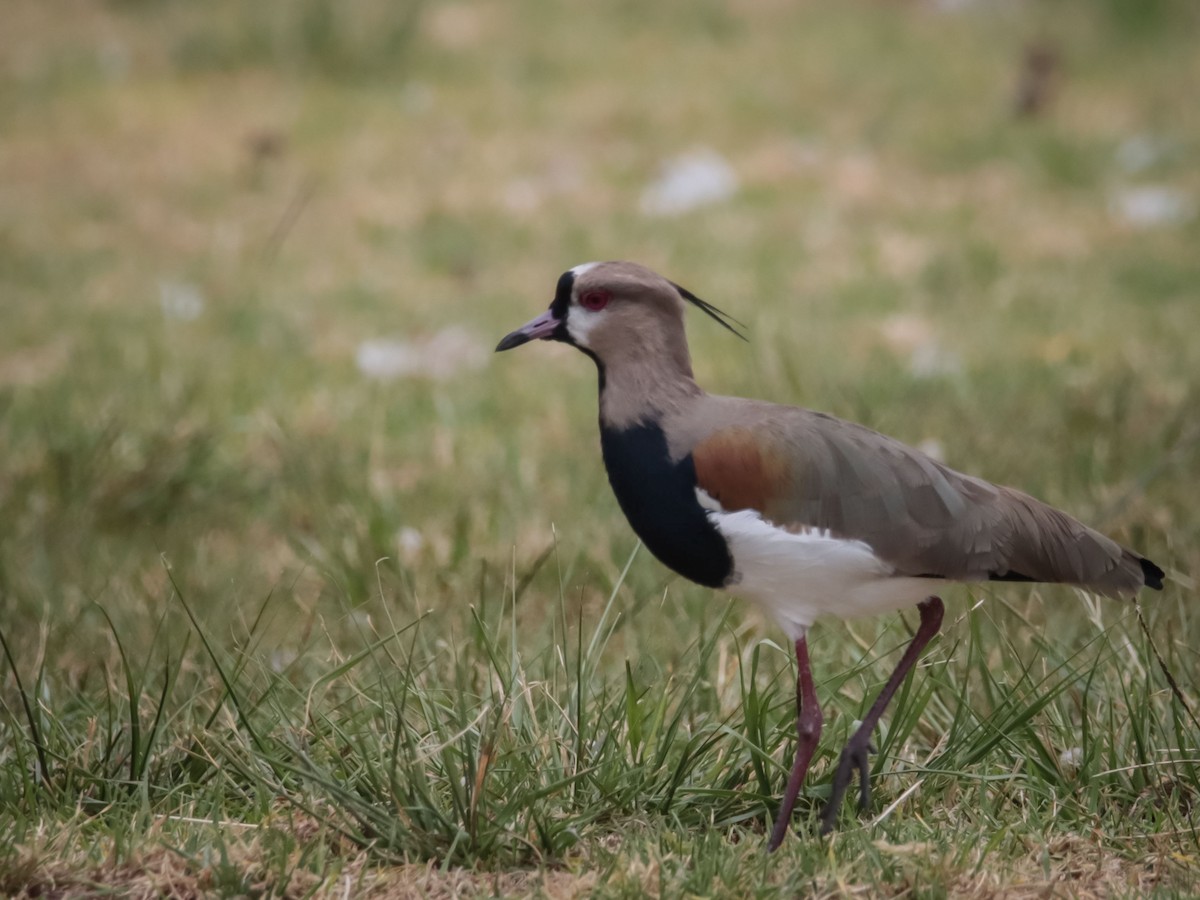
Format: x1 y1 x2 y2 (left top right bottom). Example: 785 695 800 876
686 402 1148 597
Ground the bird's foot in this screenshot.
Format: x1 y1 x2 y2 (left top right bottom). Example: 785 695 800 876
819 738 875 835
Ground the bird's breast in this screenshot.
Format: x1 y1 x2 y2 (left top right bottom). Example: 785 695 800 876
599 422 734 589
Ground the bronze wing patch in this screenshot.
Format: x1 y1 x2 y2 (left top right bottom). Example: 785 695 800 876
691 427 794 515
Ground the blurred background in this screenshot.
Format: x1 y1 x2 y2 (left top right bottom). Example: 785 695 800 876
3 0 1196 649
1 0 1199 886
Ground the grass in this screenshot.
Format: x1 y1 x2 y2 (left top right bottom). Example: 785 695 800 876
2 0 1199 895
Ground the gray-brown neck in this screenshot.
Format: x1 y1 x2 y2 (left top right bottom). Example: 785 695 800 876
594 316 703 430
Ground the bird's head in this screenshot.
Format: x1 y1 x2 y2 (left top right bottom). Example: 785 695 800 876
495 261 744 378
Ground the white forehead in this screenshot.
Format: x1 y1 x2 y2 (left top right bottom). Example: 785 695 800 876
570 261 601 278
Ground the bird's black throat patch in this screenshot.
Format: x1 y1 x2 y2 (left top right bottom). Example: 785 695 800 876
599 421 734 589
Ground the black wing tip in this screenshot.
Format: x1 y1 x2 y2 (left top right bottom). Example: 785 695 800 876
669 281 749 342
1140 557 1165 591
987 570 1038 584
992 559 1165 592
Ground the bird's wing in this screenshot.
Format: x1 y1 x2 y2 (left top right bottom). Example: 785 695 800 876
686 404 1150 597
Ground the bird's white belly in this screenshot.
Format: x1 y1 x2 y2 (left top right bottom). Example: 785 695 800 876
702 503 940 640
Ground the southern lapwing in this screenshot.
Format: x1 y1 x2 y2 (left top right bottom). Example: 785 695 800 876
496 261 1165 850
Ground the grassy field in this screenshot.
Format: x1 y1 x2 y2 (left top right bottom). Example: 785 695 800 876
2 0 1199 896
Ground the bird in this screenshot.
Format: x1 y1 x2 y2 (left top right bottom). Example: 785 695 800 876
495 260 1165 851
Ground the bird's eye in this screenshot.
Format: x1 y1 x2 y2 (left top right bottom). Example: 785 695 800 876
578 289 610 312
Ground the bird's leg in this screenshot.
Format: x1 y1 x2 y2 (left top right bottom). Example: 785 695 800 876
820 596 944 835
767 634 823 852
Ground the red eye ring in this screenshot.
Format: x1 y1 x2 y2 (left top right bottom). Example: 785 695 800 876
579 289 610 312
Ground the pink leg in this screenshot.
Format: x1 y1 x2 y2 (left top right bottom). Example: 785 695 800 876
767 634 823 852
819 596 944 835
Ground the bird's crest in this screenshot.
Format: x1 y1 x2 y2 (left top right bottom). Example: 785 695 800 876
670 282 748 341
